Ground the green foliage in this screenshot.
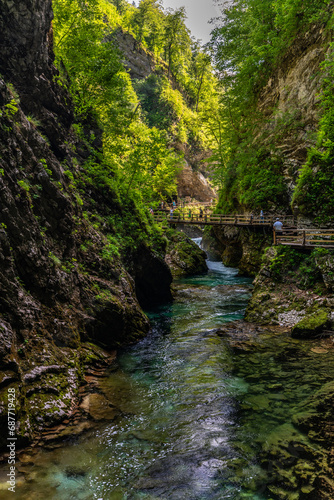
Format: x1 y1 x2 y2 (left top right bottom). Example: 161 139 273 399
40 158 53 177
208 0 333 213
49 251 62 267
26 115 41 128
211 0 331 103
17 179 30 193
51 0 218 266
53 0 135 129
292 47 334 222
132 0 164 50
101 235 120 261
269 247 331 288
4 99 18 117
269 247 304 281
7 83 20 102
134 75 176 130
53 0 198 206
164 7 192 78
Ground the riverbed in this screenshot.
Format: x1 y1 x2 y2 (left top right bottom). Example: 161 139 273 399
1 253 333 499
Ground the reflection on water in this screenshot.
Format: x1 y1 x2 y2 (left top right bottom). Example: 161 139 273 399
1 249 333 499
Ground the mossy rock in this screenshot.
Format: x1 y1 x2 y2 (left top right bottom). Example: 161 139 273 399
291 309 330 339
165 230 207 277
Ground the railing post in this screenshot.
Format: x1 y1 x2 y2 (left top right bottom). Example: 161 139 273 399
273 229 276 245
302 230 306 246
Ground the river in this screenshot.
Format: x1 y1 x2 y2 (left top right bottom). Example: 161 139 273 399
1 244 333 499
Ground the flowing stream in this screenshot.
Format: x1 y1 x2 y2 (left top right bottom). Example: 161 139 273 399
1 241 333 499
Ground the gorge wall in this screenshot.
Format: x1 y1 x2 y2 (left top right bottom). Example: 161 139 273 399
0 0 173 449
205 22 330 275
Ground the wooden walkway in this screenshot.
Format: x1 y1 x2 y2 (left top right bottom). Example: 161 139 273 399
154 212 296 228
153 210 334 249
274 229 334 249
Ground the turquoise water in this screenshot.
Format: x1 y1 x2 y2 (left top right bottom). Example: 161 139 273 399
1 256 333 499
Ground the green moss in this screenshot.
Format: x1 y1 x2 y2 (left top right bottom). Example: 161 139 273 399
165 229 207 277
291 309 329 339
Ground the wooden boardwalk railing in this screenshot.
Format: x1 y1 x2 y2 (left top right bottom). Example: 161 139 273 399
154 212 296 227
153 210 334 249
275 229 334 248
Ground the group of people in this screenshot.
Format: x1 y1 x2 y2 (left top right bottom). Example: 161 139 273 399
152 204 285 232
170 206 204 220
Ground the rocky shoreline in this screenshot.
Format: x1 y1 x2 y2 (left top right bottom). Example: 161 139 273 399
1 318 333 500
217 321 334 500
245 246 334 336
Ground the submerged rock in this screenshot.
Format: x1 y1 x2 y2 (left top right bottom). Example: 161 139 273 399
79 393 119 421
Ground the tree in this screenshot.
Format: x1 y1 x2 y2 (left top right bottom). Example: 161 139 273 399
132 0 164 51
108 0 128 14
164 7 191 79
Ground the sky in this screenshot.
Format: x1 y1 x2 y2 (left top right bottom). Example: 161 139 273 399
133 0 223 45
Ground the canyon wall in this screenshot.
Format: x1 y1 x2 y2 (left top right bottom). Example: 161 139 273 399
0 0 172 449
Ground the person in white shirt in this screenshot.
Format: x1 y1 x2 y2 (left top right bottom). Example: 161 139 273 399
273 218 283 232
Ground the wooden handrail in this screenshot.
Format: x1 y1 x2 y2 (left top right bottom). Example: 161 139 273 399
275 228 334 248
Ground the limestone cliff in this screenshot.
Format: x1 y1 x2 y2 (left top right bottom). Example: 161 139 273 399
257 24 329 205
0 0 172 449
114 28 163 80
203 225 272 276
177 162 215 202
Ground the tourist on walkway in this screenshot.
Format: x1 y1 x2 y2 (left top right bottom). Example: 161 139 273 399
273 218 283 232
260 209 264 223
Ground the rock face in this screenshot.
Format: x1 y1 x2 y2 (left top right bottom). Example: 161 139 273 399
114 29 160 80
177 163 215 202
257 24 329 201
245 246 334 334
0 0 73 156
164 230 207 278
0 0 172 449
203 225 272 276
129 244 173 308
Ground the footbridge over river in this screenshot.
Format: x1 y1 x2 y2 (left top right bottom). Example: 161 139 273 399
153 211 334 249
153 212 296 228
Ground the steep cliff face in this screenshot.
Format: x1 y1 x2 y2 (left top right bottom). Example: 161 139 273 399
114 29 160 80
177 163 215 202
203 225 272 276
257 24 329 202
0 0 172 449
206 24 330 275
0 0 73 157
